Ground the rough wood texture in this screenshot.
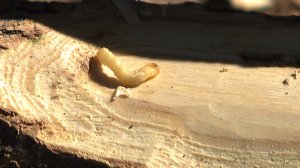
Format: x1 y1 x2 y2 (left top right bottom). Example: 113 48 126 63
1 2 300 167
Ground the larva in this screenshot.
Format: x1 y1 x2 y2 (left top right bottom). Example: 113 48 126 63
94 47 160 87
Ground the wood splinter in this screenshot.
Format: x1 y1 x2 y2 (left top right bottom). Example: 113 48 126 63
94 47 160 87
111 86 131 102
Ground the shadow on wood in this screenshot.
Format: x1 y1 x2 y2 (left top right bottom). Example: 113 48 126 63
1 0 300 67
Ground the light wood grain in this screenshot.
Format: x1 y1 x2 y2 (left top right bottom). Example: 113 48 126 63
1 18 300 167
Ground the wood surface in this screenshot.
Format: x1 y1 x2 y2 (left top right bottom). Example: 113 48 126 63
1 4 300 167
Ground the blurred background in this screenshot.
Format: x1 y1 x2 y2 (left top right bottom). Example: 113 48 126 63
144 0 300 16
2 0 300 16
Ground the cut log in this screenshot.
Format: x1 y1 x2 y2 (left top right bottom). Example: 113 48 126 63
1 6 300 167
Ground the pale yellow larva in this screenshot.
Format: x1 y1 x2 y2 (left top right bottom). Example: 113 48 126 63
94 47 160 87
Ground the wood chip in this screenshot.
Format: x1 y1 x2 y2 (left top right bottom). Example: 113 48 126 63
111 86 131 102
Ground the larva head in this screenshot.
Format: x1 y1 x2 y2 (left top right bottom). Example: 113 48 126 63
144 63 160 79
135 63 160 82
120 63 159 87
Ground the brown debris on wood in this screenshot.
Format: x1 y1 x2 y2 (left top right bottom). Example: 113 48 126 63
220 68 228 72
283 78 290 86
0 20 48 50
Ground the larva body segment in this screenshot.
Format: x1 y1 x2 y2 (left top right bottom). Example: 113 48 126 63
95 48 160 87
